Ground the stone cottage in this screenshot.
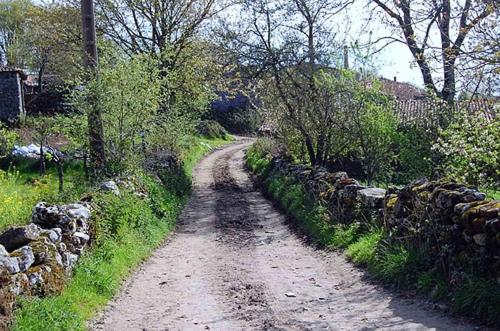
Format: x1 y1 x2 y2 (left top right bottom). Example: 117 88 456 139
0 67 27 122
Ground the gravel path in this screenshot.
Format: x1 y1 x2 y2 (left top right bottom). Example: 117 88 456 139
91 139 480 331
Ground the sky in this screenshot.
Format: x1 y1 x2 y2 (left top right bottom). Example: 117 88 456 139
341 1 424 87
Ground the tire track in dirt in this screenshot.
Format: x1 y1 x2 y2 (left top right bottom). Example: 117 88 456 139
91 138 485 331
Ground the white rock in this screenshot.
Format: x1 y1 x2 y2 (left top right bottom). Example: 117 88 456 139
0 244 7 257
100 181 120 195
10 273 29 295
14 246 35 272
358 188 387 208
0 256 21 274
66 204 91 221
73 232 90 242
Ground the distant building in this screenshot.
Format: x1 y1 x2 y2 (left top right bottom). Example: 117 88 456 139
379 77 427 101
0 67 27 122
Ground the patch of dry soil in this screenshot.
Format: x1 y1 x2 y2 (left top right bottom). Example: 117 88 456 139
91 139 482 331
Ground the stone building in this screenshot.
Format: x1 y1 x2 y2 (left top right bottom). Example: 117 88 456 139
0 67 27 122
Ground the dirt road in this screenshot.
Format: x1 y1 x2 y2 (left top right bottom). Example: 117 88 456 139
91 139 478 331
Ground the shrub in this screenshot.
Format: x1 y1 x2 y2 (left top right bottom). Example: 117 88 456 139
329 223 360 248
453 277 500 324
0 123 17 159
209 101 260 134
432 112 499 189
417 271 448 300
70 53 163 175
393 125 435 183
371 242 426 287
196 120 228 140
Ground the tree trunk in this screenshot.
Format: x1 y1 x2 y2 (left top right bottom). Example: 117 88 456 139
39 140 45 177
57 163 64 193
82 0 106 177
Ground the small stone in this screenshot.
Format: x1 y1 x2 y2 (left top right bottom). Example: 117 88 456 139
10 273 29 295
285 292 296 297
100 181 120 195
66 204 91 222
13 246 35 272
41 229 61 243
27 269 44 287
0 256 20 274
0 244 7 257
73 232 90 242
62 252 79 269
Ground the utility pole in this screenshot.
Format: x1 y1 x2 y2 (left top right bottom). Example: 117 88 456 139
81 0 106 177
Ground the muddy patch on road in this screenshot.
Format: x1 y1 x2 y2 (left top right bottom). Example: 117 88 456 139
212 150 282 330
212 151 261 246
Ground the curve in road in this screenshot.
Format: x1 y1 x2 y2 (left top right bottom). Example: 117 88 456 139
91 139 478 331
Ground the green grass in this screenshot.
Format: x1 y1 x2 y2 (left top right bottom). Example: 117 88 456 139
11 136 232 331
452 277 500 322
329 223 360 248
0 163 87 231
345 230 382 265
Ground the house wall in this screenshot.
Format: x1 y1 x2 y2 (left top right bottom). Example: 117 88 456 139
0 72 23 121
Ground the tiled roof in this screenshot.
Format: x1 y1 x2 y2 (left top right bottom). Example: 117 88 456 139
380 78 427 100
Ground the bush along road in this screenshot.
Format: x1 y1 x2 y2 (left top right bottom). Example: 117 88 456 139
90 139 486 331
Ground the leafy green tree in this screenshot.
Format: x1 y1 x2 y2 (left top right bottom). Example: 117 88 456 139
433 111 499 188
0 0 31 65
71 53 164 175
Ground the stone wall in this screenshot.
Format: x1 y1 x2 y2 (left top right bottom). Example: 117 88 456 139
267 158 500 283
0 72 23 122
0 202 92 328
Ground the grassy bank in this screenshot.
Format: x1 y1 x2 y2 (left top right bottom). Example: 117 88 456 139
10 136 232 331
246 141 500 326
0 163 87 232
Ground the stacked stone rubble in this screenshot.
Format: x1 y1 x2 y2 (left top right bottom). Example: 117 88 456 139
266 158 500 282
0 202 91 327
384 179 500 282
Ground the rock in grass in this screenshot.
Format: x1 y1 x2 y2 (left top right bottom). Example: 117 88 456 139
0 224 41 252
100 180 120 196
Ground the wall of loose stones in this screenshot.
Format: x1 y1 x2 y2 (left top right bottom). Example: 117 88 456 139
268 158 500 284
0 202 92 328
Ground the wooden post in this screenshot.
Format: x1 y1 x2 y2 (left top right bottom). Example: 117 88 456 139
81 0 106 177
343 46 349 70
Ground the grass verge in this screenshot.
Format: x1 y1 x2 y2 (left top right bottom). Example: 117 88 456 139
10 136 233 331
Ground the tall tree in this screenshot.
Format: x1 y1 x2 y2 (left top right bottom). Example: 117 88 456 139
95 0 227 67
224 0 353 165
13 3 82 91
369 0 498 103
82 0 106 176
0 0 31 65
